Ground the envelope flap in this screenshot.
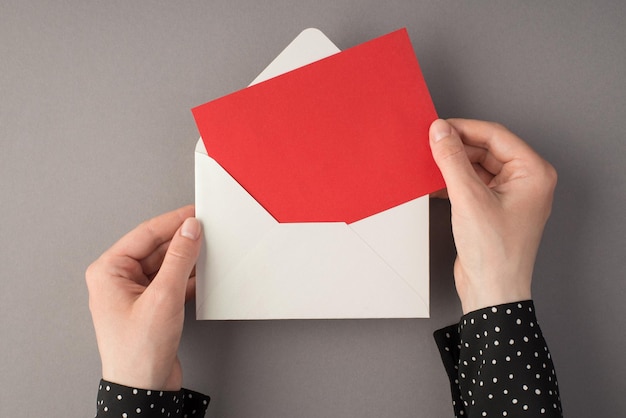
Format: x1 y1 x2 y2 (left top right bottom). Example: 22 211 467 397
250 28 341 85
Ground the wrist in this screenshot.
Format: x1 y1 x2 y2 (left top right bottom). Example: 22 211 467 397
459 282 532 315
102 361 182 392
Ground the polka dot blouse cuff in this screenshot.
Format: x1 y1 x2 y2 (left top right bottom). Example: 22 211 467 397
434 300 563 417
95 380 210 417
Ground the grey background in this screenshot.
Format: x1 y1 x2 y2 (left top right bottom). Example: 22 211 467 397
1 1 624 417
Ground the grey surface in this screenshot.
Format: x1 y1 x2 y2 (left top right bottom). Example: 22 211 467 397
1 1 624 416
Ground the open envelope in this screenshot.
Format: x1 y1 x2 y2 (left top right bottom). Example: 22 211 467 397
193 28 444 319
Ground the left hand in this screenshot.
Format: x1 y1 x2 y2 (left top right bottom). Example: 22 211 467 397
86 205 202 391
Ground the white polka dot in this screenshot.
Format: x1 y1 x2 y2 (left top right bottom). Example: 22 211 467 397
495 326 501 332
103 407 108 412
509 339 515 345
146 390 151 395
492 307 498 313
535 389 542 395
122 413 127 418
483 313 488 319
508 373 514 379
117 394 122 400
137 407 142 413
506 309 511 314
493 378 498 383
503 412 508 417
494 340 500 346
523 405 529 410
516 319 522 325
133 389 138 395
512 398 518 404
105 386 110 391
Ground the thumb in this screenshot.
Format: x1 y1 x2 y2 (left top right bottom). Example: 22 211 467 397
151 217 202 303
429 119 484 201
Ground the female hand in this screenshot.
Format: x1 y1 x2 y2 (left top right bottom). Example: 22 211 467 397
429 119 557 314
86 205 202 390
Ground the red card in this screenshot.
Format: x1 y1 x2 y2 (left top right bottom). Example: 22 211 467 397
192 28 444 224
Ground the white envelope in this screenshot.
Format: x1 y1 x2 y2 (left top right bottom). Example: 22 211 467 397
195 28 429 320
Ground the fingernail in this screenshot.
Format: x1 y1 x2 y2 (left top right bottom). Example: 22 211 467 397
181 217 201 240
430 119 452 142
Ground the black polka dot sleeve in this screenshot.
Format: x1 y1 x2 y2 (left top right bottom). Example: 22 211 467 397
434 300 563 417
94 380 210 417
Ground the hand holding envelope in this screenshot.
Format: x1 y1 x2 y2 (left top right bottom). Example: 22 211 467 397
192 28 445 320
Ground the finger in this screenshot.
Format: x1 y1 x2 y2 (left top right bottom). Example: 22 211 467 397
151 217 202 305
464 144 504 176
472 163 495 186
429 119 487 202
447 119 539 164
140 240 171 278
109 205 195 261
86 253 150 291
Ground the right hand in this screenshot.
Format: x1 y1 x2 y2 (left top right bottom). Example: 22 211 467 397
429 119 557 314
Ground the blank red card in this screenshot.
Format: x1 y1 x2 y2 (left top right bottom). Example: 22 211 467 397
192 28 444 224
